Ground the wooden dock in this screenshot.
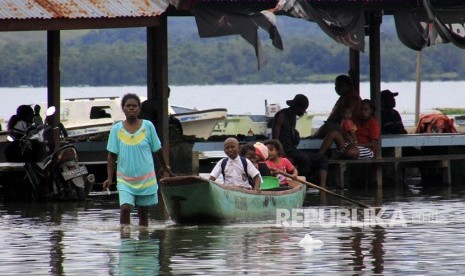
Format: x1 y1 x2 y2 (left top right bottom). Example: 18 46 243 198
193 134 465 187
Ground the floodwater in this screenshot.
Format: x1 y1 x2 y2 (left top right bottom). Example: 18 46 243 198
2 182 465 275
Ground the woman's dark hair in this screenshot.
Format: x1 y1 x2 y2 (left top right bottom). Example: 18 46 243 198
7 115 18 131
336 74 353 86
361 99 375 113
240 143 255 156
264 139 284 157
7 105 34 130
121 93 141 109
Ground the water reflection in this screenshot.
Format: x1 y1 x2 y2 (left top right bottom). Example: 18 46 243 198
1 184 465 274
338 226 385 274
49 230 65 275
117 231 160 275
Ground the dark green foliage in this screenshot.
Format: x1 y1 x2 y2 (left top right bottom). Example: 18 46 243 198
0 16 464 87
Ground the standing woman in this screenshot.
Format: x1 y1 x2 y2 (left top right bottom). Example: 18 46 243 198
103 93 170 229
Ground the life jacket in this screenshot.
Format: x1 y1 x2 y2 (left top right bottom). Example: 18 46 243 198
415 112 457 133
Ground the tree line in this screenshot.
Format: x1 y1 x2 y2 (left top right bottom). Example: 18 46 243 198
0 26 464 87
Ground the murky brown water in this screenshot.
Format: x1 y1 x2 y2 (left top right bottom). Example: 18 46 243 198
1 183 465 275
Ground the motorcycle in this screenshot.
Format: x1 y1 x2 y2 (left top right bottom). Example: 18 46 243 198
7 106 95 202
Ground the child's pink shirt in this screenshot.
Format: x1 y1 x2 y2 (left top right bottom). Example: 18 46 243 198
341 118 355 132
265 158 295 185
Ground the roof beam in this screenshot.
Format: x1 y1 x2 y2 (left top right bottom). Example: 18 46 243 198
0 17 160 32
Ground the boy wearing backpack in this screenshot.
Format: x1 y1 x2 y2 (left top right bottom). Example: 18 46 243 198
209 137 262 191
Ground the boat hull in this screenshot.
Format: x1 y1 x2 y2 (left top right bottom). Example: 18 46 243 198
173 108 227 139
159 176 306 224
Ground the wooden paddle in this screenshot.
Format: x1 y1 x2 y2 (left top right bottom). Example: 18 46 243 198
270 168 370 208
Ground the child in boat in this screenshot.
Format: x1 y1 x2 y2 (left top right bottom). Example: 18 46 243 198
209 137 261 191
341 107 357 143
239 142 271 177
264 139 298 186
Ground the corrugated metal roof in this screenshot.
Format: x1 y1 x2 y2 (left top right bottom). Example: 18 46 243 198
0 0 171 20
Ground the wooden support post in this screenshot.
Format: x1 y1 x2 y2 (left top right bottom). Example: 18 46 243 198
147 15 169 150
369 12 382 134
47 30 61 152
349 48 360 93
147 15 169 220
375 163 383 188
442 160 451 185
394 147 403 188
333 162 346 190
369 11 383 187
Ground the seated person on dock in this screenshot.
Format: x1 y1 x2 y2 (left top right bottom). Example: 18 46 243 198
313 74 361 138
264 139 298 187
7 105 34 140
4 105 35 162
272 94 328 186
380 89 407 134
319 99 380 160
239 142 271 177
33 104 44 125
209 137 261 191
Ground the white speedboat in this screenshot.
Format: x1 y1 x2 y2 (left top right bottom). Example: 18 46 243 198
56 97 122 138
0 97 227 140
171 106 227 139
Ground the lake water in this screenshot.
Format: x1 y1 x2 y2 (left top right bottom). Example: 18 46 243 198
1 81 465 129
2 82 465 274
1 183 465 274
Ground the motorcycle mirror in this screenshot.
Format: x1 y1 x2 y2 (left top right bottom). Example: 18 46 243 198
6 135 14 142
46 106 56 116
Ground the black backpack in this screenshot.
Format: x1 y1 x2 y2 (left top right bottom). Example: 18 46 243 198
220 157 254 186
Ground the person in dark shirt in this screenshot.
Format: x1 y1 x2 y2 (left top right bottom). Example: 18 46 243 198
272 94 328 186
380 89 407 134
4 105 35 161
140 87 183 138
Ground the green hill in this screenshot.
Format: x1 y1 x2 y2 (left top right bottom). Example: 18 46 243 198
0 16 463 86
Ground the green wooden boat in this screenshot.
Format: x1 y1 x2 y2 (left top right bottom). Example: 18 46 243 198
159 176 307 224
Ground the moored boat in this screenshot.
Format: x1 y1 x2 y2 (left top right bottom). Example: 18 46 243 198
0 97 227 141
159 175 306 224
455 115 465 126
211 102 314 138
172 108 227 139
